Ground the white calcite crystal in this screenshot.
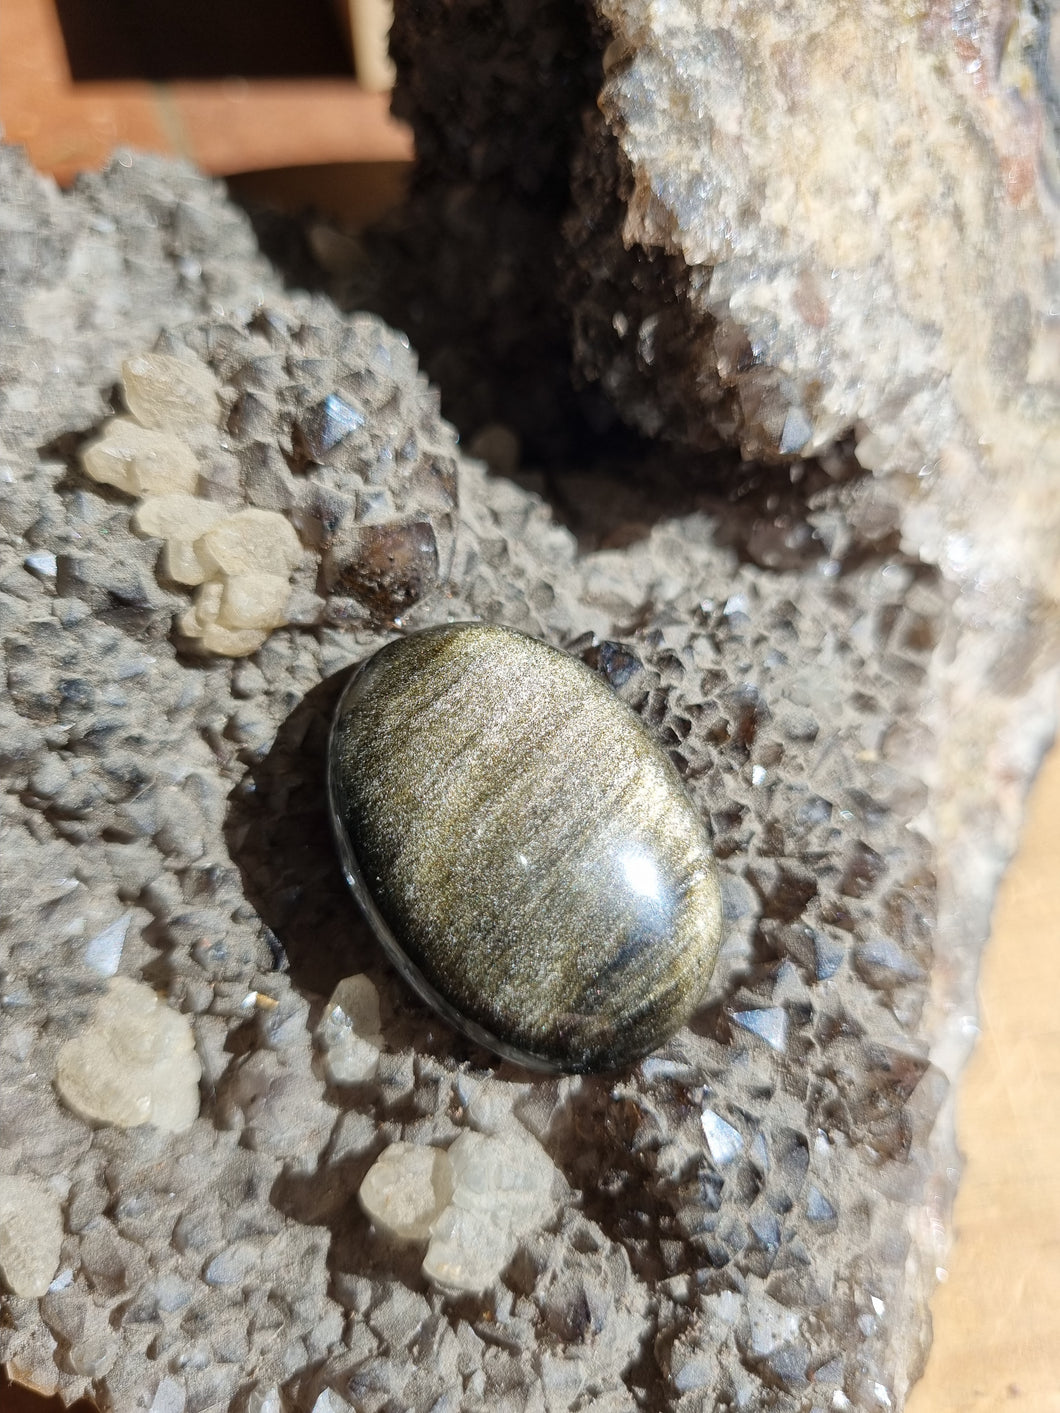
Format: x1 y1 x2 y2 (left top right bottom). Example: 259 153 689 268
216 571 292 632
423 1129 558 1294
81 356 304 657
194 508 302 580
55 977 201 1132
316 975 383 1085
131 494 228 584
81 417 199 497
145 503 300 655
359 1141 455 1241
359 1128 559 1295
0 1175 64 1298
168 510 299 653
121 353 220 432
176 569 294 656
133 502 300 656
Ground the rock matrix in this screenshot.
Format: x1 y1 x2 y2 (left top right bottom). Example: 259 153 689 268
0 146 1055 1413
380 0 1060 643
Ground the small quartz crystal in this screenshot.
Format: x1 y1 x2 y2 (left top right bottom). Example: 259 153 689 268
55 977 201 1132
324 519 440 620
701 1108 743 1167
316 974 383 1084
83 912 132 977
297 392 366 461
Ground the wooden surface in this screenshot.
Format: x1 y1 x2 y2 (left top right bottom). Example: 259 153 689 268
0 0 412 184
908 738 1060 1413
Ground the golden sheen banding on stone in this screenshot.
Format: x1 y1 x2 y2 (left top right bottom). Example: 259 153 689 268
328 623 723 1072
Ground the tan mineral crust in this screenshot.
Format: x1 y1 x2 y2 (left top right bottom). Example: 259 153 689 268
0 0 1057 1400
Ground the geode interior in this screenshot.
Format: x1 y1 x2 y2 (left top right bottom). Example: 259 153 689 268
369 0 1060 651
0 147 1056 1413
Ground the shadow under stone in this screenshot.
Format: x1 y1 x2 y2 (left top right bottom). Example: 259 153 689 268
222 665 538 1077
223 667 372 999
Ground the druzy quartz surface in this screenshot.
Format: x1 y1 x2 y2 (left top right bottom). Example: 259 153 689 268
328 623 723 1072
2 148 1055 1413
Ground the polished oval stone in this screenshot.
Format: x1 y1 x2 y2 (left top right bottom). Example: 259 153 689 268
327 623 722 1073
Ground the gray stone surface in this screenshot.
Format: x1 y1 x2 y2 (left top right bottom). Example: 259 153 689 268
378 0 1060 639
575 0 1060 641
0 145 1056 1413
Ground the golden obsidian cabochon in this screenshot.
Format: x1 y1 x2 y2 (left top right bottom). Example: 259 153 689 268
327 623 723 1073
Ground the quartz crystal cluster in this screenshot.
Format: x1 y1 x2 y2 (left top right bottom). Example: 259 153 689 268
0 144 1055 1413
